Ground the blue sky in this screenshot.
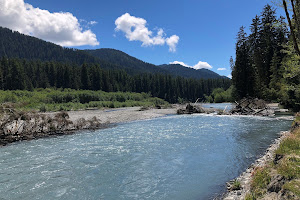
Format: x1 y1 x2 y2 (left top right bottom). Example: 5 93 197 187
1 0 286 77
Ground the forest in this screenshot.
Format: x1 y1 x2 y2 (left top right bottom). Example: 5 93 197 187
231 2 300 111
0 57 231 104
0 26 226 80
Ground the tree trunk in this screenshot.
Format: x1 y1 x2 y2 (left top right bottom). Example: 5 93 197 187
283 0 300 56
291 0 300 40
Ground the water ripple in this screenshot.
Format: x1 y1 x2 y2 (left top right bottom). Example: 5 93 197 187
0 114 292 200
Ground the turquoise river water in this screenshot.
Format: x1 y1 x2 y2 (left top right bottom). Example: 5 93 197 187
0 109 292 200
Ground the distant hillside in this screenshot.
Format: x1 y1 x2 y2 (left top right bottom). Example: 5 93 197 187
84 48 167 74
0 26 99 65
0 26 227 79
85 48 227 79
158 64 227 80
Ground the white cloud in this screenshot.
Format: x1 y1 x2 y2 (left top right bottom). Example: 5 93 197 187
0 0 99 46
169 61 189 68
170 60 213 70
166 35 179 52
193 61 213 70
115 13 179 52
227 74 232 79
217 68 226 71
88 21 97 26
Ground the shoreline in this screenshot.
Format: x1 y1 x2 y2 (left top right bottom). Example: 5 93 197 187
0 106 178 146
221 130 292 200
1 105 296 198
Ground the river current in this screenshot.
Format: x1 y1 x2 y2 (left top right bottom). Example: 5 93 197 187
0 106 292 199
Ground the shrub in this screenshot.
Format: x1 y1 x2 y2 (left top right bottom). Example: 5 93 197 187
39 104 47 112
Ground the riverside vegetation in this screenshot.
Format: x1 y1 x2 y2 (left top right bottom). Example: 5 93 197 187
231 2 300 112
0 1 300 198
224 2 300 198
0 26 231 146
0 89 170 146
244 114 300 200
0 89 168 112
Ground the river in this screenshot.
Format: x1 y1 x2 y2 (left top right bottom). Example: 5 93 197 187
0 107 292 199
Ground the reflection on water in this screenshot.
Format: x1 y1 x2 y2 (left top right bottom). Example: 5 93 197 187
0 114 291 200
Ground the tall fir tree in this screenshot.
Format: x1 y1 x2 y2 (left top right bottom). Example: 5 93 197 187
232 26 255 99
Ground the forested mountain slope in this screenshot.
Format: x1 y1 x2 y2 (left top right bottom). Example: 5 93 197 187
84 48 167 74
0 26 226 80
85 48 227 79
0 27 99 65
159 64 227 79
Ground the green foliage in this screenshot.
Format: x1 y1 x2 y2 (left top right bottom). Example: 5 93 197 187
244 193 255 200
283 180 300 198
0 89 169 111
0 57 231 104
277 156 300 179
0 26 232 104
251 167 271 197
248 116 300 199
231 3 300 112
276 137 300 156
231 180 241 190
232 26 256 99
205 86 233 103
280 44 300 111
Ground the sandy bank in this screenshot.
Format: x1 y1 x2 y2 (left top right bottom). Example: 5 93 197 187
0 106 177 146
65 106 177 124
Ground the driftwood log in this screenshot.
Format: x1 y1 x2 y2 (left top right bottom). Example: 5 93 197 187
230 98 274 116
177 104 205 114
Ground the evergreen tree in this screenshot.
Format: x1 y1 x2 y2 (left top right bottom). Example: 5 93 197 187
232 26 255 98
81 64 91 90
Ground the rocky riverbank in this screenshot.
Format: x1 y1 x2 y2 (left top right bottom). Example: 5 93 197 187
0 105 177 146
222 113 300 200
222 131 292 200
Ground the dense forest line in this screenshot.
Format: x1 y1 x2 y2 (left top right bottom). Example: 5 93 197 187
0 57 231 103
231 3 300 111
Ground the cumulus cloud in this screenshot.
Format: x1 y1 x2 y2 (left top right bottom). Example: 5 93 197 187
169 61 189 68
217 68 226 71
193 61 213 70
166 35 179 52
115 13 179 52
0 0 99 46
170 61 213 70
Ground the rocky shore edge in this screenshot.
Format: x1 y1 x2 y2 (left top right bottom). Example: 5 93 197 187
221 130 292 200
0 110 108 146
0 105 177 146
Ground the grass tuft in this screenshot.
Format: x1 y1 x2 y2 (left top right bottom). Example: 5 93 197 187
277 156 300 179
250 167 271 198
283 179 300 198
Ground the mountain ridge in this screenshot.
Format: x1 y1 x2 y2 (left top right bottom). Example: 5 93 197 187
0 26 227 80
85 48 228 80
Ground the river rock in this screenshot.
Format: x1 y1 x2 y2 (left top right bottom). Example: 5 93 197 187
273 154 284 165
